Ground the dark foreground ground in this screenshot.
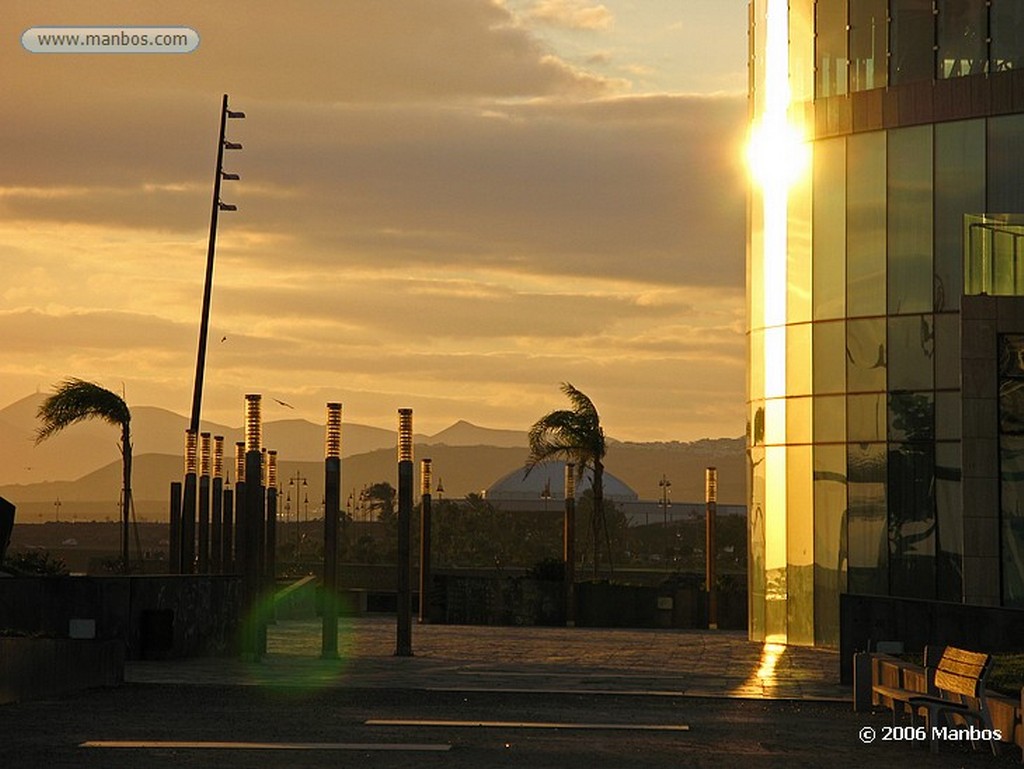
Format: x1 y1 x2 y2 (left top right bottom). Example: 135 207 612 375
1 684 1018 769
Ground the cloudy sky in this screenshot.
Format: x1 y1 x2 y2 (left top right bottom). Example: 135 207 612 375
3 0 749 442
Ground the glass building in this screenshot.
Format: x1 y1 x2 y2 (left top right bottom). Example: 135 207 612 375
747 0 1024 646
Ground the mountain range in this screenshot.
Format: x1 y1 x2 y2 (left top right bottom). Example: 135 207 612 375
0 394 745 522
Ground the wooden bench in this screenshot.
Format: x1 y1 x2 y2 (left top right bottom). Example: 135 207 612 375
873 645 997 755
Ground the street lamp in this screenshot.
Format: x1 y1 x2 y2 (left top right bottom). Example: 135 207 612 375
188 94 245 436
659 474 672 527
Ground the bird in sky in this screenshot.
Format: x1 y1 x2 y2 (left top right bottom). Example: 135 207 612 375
273 398 294 409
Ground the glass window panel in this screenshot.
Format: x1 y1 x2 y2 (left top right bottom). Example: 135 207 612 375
790 0 815 103
1000 380 1024 434
849 393 887 442
847 132 887 317
934 313 961 389
787 323 812 397
888 315 935 391
789 166 813 325
988 115 1024 214
814 445 848 646
1000 334 1024 378
787 445 814 645
992 0 1024 72
750 328 765 403
888 442 936 598
936 391 962 439
765 398 786 445
847 317 887 392
935 120 984 312
850 0 888 91
787 395 813 445
749 443 766 639
889 390 935 442
848 443 888 594
938 0 988 78
814 395 847 442
814 320 846 395
816 0 849 97
891 0 937 86
1001 434 1024 607
888 127 934 315
813 137 847 321
935 441 963 601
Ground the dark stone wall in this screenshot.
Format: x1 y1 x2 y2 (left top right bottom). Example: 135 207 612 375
0 638 123 705
0 575 242 660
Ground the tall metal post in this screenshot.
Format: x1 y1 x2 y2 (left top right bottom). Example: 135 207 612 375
242 395 263 660
222 487 234 572
182 430 198 574
564 462 576 627
705 466 718 630
211 436 224 573
198 432 212 572
188 94 244 436
231 441 245 573
168 481 182 573
266 450 278 584
418 458 432 624
396 408 413 656
322 403 342 658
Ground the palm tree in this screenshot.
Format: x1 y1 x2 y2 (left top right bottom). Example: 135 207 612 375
36 379 133 570
526 382 610 576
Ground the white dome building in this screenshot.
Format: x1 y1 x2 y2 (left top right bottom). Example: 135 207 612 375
484 461 638 503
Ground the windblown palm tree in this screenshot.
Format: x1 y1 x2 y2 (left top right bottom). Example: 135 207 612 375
36 379 133 570
526 382 609 576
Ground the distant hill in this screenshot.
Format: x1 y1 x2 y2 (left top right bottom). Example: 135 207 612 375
0 393 746 523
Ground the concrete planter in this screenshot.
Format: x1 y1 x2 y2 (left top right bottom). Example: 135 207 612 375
0 637 123 705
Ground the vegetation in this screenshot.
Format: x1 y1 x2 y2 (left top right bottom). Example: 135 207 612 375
36 379 134 570
2 549 69 576
527 383 610 576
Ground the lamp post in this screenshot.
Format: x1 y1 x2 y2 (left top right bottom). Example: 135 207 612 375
242 394 264 660
182 429 198 573
396 408 413 656
564 462 576 627
322 403 342 659
418 458 432 625
266 449 278 584
211 436 224 573
659 474 672 528
198 432 211 572
705 466 718 630
188 94 244 437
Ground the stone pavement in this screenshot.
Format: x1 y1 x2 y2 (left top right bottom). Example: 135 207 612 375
128 616 849 701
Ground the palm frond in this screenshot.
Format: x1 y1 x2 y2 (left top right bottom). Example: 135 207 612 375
524 383 606 476
36 378 131 444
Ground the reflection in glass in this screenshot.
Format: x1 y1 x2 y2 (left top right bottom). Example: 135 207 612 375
891 0 937 85
889 391 935 442
787 396 813 445
847 132 887 317
888 441 936 598
936 391 962 440
938 0 988 78
935 441 963 601
749 444 766 639
988 115 1024 214
992 0 1024 72
888 315 934 391
813 138 847 321
814 395 847 443
847 317 887 392
814 445 847 646
850 0 888 91
934 314 961 389
787 323 812 397
935 120 984 312
848 443 888 594
888 127 933 315
816 0 848 97
849 393 886 443
1002 434 1024 607
813 320 846 394
787 446 814 645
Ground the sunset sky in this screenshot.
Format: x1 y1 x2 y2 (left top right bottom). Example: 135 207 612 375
3 0 749 442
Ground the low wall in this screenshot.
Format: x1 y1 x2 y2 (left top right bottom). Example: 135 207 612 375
839 593 1024 683
0 637 123 705
0 575 242 660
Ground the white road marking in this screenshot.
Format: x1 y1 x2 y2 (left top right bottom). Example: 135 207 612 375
366 719 689 731
80 740 451 751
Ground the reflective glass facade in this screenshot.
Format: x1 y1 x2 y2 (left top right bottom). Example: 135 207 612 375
748 0 1024 646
